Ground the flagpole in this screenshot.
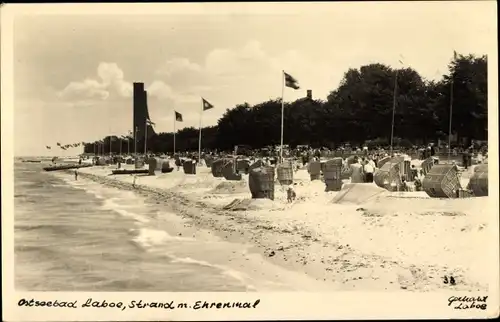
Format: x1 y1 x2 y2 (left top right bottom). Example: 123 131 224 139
280 70 285 163
390 70 398 157
107 104 111 157
134 126 138 157
198 99 203 165
144 119 148 155
448 73 454 163
173 114 176 156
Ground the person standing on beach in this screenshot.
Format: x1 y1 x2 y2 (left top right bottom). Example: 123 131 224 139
132 174 137 188
74 169 78 181
175 156 182 171
349 157 364 183
363 157 376 183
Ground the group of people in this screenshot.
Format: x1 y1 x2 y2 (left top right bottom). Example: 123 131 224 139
347 156 377 183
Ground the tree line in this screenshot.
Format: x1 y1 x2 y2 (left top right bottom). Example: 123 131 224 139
84 53 487 155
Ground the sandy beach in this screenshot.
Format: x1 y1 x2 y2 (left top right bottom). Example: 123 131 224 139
69 162 490 292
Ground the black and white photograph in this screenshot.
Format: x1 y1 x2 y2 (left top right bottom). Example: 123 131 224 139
2 1 498 320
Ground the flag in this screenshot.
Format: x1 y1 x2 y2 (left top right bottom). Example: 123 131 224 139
398 54 405 65
284 72 300 90
202 98 214 111
46 146 51 149
175 111 183 122
146 119 156 126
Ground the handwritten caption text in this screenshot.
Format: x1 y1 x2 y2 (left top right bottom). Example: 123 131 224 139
18 298 261 311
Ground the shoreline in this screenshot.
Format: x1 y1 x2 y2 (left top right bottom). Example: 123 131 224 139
66 165 488 292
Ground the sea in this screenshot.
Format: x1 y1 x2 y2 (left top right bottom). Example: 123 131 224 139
13 161 322 292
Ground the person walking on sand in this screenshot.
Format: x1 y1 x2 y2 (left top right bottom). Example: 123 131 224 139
132 174 137 188
74 169 78 181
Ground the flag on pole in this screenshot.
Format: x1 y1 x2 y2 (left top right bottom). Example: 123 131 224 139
202 98 214 111
398 54 405 66
284 72 300 90
175 111 183 122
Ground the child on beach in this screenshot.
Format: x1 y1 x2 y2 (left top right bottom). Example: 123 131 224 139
400 176 409 192
414 177 422 191
175 157 182 171
286 185 296 203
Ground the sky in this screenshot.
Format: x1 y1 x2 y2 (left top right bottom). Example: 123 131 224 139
5 1 497 156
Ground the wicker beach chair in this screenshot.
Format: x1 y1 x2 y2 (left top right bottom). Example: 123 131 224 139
249 166 275 200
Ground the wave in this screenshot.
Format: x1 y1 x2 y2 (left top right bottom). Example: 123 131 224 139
169 256 256 291
101 199 150 224
128 227 256 291
130 228 196 248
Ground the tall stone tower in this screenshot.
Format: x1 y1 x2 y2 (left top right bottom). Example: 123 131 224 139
133 82 156 153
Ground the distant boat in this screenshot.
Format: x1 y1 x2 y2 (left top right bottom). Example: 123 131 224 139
22 160 42 163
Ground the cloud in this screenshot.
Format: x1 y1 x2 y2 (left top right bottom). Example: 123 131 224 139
153 40 339 105
55 41 345 132
145 41 328 131
57 79 109 101
146 80 199 104
57 62 133 101
156 57 202 76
